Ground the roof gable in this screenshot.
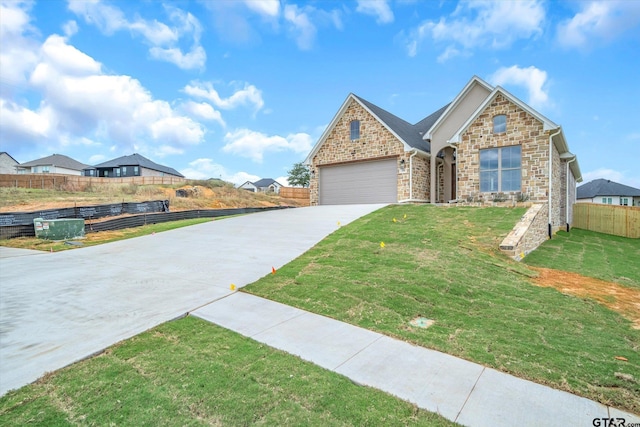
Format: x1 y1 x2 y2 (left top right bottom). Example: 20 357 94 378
92 153 184 177
19 154 88 170
577 179 640 198
304 94 449 164
253 178 282 187
0 152 19 164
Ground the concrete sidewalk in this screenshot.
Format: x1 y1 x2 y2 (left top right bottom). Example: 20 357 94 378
193 292 640 427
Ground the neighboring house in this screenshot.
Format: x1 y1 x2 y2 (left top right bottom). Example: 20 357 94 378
576 179 640 207
305 75 582 233
16 154 88 176
238 181 258 192
83 153 184 178
238 178 283 194
0 152 19 174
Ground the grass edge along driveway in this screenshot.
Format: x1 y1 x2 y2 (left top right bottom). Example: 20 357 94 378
244 204 640 415
0 317 457 426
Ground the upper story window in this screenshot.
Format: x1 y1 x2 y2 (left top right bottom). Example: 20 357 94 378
350 120 360 140
480 145 521 192
493 115 507 134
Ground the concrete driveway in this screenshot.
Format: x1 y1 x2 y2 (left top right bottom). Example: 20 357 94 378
0 204 384 396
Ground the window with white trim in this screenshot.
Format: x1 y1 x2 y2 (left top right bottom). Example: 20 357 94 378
601 197 612 204
480 145 521 192
493 115 506 133
350 120 360 140
620 197 629 206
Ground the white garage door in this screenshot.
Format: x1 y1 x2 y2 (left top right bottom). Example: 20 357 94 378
319 159 398 205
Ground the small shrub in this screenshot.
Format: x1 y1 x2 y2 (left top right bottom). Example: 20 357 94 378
492 192 508 202
516 192 530 202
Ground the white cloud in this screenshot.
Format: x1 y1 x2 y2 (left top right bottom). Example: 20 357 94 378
489 65 550 110
404 0 544 58
356 0 394 24
284 4 317 50
0 1 39 89
183 81 264 112
180 158 260 184
182 101 225 127
222 129 313 163
67 0 206 69
149 45 206 70
557 1 640 49
275 176 290 187
243 0 280 18
88 154 107 164
62 20 78 37
1 32 205 157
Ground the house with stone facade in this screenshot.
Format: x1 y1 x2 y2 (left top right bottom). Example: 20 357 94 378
305 76 582 243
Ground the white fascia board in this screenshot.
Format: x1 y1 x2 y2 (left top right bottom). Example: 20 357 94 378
424 75 494 141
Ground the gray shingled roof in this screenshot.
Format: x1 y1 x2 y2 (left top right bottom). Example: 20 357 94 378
19 154 88 170
91 153 184 177
253 178 282 188
577 179 640 198
352 94 449 153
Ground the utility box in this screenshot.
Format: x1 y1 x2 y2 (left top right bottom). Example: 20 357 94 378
34 218 85 240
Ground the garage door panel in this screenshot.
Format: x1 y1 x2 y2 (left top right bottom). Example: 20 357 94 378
319 159 397 205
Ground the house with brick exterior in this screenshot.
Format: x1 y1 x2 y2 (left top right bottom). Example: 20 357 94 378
305 76 582 237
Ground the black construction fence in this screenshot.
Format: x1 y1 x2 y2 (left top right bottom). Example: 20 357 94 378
0 202 291 239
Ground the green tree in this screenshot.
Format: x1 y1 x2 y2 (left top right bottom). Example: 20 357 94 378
287 162 310 187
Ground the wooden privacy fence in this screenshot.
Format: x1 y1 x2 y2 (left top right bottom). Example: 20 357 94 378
0 173 185 189
572 203 640 238
280 187 310 200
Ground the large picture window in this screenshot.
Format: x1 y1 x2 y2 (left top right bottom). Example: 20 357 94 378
350 120 360 140
480 145 521 192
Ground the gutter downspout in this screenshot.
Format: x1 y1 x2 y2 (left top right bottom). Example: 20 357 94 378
408 149 418 201
548 127 562 238
565 155 576 232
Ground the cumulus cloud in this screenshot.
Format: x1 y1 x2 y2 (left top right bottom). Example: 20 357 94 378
222 129 313 163
283 4 317 50
489 65 550 110
67 0 206 69
183 81 264 112
243 0 280 18
404 0 544 59
182 101 225 127
0 1 39 90
180 158 260 184
1 31 205 157
356 0 394 24
557 1 640 49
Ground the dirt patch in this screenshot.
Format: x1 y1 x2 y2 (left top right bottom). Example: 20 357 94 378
531 267 640 329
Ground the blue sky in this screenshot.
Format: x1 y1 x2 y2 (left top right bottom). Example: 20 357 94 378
1 0 639 188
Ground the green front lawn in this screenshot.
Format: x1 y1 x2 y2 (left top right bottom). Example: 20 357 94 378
0 317 455 426
524 228 640 289
244 205 640 414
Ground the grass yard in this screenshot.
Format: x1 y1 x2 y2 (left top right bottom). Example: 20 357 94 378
524 228 640 289
243 205 640 414
0 317 455 426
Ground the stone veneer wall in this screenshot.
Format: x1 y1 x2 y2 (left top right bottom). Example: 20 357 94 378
410 155 430 201
499 203 549 260
310 99 428 205
456 94 551 205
